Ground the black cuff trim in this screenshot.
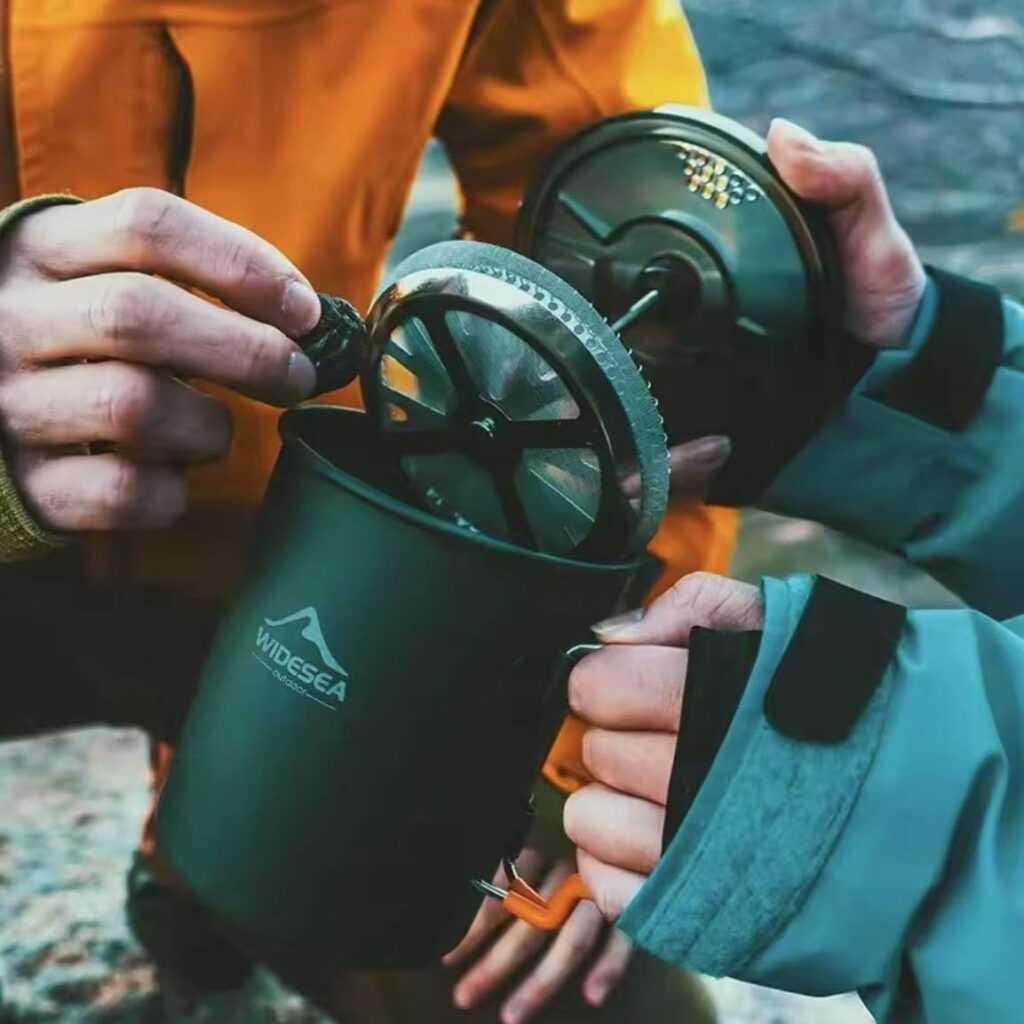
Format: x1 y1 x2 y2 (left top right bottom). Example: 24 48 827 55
705 334 876 507
875 267 1003 432
663 627 761 849
763 577 905 743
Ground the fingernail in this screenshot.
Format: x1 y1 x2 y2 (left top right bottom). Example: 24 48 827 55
282 279 322 336
586 979 611 1006
685 435 732 464
287 349 318 401
453 986 475 1010
502 1002 525 1024
592 607 644 638
770 117 821 151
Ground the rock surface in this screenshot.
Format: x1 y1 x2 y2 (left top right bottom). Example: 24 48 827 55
2 2 1021 1020
0 730 157 1021
686 0 1024 298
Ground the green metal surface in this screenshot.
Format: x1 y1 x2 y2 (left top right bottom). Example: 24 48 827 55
154 407 644 968
516 105 842 369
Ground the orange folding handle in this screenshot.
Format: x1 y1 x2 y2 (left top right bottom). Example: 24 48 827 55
501 872 591 930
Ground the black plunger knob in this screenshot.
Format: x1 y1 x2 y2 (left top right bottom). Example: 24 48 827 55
297 293 370 395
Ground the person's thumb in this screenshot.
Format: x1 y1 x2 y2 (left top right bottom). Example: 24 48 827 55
767 117 889 212
766 118 925 348
593 572 763 647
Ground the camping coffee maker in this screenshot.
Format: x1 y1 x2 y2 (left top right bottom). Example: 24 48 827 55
154 106 842 967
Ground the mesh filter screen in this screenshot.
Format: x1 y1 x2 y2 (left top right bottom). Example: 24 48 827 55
445 312 580 423
376 310 604 556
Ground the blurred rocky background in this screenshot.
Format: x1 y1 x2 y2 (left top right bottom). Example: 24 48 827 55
2 1 1021 1020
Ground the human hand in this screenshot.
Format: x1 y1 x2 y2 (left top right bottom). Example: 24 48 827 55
767 118 926 349
0 189 321 532
564 572 763 919
444 848 634 1022
658 122 926 498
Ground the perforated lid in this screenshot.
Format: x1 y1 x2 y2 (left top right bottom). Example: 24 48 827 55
516 105 842 372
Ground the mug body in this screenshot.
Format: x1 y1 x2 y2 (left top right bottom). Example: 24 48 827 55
155 407 643 966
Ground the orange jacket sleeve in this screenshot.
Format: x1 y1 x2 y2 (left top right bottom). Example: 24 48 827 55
436 0 709 246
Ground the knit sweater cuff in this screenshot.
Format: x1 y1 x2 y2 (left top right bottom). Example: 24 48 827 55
0 193 83 561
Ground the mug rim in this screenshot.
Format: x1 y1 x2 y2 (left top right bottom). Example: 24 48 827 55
279 405 648 576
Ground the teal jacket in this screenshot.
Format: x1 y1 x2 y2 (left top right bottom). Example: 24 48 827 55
619 277 1024 1023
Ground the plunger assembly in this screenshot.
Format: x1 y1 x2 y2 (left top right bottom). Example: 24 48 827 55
299 243 670 564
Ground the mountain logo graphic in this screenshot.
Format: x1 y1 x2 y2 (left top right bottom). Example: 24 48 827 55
252 606 348 709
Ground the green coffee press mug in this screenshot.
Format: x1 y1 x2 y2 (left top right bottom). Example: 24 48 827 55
154 239 669 967
154 406 648 966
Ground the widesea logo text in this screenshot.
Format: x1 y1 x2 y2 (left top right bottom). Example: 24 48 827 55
251 607 348 710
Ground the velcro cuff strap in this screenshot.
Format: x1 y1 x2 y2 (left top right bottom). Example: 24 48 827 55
763 577 905 743
663 627 761 848
876 266 1003 431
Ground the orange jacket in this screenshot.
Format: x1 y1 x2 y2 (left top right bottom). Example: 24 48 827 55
1 0 737 787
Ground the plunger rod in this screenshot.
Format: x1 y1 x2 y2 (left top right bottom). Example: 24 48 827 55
610 289 662 333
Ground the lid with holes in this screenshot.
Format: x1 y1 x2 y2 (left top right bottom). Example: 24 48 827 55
360 242 668 562
515 105 842 372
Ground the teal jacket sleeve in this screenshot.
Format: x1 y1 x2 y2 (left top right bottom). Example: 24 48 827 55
619 575 1024 1023
762 282 1024 618
618 280 1024 1020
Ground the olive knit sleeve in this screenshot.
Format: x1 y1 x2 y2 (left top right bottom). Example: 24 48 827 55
0 193 82 561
